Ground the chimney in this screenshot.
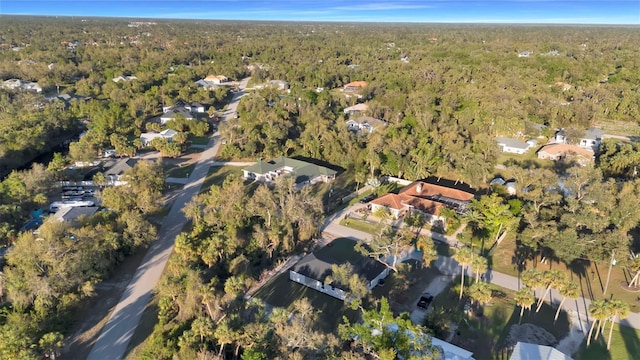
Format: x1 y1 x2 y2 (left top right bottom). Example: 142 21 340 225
416 183 423 193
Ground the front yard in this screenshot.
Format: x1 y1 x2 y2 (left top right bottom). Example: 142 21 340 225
430 280 571 360
577 322 640 360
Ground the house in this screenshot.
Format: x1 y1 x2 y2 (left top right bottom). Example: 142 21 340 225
509 342 572 360
579 128 604 151
52 206 99 224
195 79 219 90
369 193 445 224
289 238 389 301
162 100 206 114
343 81 367 92
430 338 476 360
518 51 532 58
204 75 229 84
160 107 194 124
268 80 289 90
140 129 178 146
112 75 138 82
343 103 369 116
537 144 594 162
495 137 532 154
399 179 476 212
45 93 90 108
103 158 138 186
346 116 386 133
553 128 604 151
242 157 337 188
1 78 42 93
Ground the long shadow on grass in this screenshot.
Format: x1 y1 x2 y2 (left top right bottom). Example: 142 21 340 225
620 321 640 360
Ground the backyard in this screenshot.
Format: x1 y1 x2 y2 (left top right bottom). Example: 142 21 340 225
200 165 244 193
492 235 640 313
430 281 571 360
577 322 640 360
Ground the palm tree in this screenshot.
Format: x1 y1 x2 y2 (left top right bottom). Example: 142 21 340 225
454 247 475 300
606 299 630 350
515 288 535 323
587 299 609 346
554 280 580 322
415 235 437 268
471 255 488 283
468 282 492 307
521 268 544 306
536 270 566 312
628 256 640 288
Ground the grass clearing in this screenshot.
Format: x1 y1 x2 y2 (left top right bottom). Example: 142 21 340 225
189 135 210 145
491 236 640 313
577 323 640 360
339 218 380 234
164 163 195 178
431 280 570 360
594 119 640 137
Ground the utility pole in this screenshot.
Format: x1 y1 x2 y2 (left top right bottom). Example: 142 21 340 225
604 249 616 296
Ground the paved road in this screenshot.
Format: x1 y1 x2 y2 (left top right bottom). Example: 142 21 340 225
87 78 250 360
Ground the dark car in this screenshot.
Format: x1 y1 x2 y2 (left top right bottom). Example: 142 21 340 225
359 195 375 203
417 293 434 309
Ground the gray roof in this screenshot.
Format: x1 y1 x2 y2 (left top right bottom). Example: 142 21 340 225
349 116 387 128
584 128 604 140
496 137 530 150
162 107 194 120
244 157 337 184
510 342 573 360
104 158 138 177
53 206 99 223
291 239 387 288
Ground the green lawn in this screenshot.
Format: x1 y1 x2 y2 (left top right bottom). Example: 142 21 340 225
189 135 210 145
200 165 244 194
577 323 640 360
340 218 381 234
431 280 570 360
164 163 195 178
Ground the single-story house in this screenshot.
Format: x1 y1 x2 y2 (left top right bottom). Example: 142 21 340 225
346 116 386 133
204 75 229 84
162 100 206 114
537 144 594 162
399 179 476 212
553 128 604 151
52 206 99 224
495 137 532 154
289 239 389 301
509 342 572 360
140 129 178 146
103 158 138 186
1 78 42 93
369 193 445 224
160 107 195 124
268 80 289 90
343 81 367 92
112 75 138 82
343 103 369 116
242 157 337 188
195 79 219 90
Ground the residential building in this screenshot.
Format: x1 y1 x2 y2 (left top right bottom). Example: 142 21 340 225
268 79 289 90
1 78 42 93
103 158 138 186
430 338 475 360
162 100 206 114
343 103 369 116
346 116 386 133
242 157 337 188
509 342 572 360
537 143 594 162
289 239 389 301
140 129 178 146
204 75 229 84
160 107 194 124
553 128 604 151
112 75 138 82
52 206 99 224
195 79 219 90
495 137 532 154
343 81 367 93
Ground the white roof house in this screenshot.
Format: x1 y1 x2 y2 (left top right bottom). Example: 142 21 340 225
112 75 138 82
509 342 572 360
2 79 42 93
343 103 369 115
496 137 532 154
140 129 178 146
346 116 387 133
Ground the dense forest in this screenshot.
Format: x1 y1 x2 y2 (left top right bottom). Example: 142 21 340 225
1 16 640 359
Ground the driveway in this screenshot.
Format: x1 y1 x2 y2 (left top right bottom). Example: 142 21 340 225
87 78 250 360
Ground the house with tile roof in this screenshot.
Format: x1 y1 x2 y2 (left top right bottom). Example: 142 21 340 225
289 238 389 301
537 143 594 163
242 157 337 188
343 81 367 92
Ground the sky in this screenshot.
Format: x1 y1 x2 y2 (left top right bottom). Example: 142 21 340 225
1 0 638 25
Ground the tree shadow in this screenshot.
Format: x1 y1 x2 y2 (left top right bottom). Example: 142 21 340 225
619 321 640 360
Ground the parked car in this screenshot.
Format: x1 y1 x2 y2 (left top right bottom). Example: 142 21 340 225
359 195 375 203
417 293 434 309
